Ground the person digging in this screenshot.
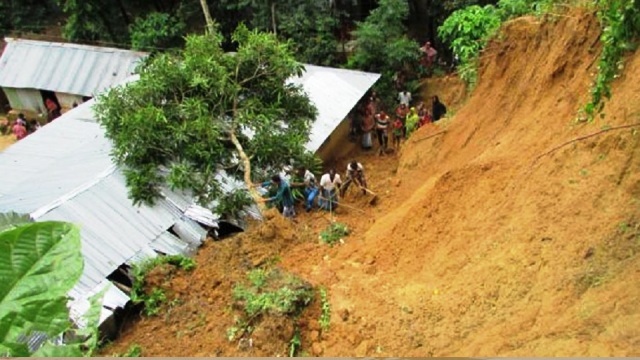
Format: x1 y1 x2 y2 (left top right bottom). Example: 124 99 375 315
340 161 368 197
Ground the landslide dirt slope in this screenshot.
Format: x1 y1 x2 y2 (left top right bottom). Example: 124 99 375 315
103 9 640 357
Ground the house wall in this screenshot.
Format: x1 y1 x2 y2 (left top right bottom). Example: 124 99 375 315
55 92 85 111
2 87 45 115
316 117 359 166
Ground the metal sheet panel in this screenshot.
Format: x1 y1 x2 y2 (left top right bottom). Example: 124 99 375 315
289 65 380 153
0 38 146 97
2 87 45 113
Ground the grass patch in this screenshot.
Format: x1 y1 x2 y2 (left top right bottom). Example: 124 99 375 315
320 222 349 246
319 287 331 333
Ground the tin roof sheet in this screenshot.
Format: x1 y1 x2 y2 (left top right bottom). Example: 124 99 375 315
0 38 146 96
291 64 380 152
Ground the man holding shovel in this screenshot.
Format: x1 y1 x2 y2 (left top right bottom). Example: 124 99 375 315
340 161 368 197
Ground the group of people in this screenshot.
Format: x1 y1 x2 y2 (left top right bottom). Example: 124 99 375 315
9 113 41 141
257 160 369 218
351 89 447 155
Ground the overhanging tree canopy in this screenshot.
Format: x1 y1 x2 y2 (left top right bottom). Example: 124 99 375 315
94 25 317 211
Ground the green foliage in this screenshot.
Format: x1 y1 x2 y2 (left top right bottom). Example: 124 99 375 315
348 0 421 107
215 188 254 220
0 220 90 356
438 4 502 88
112 343 143 357
318 287 331 332
95 25 317 210
0 0 59 37
227 268 313 343
232 268 313 316
496 0 536 19
289 328 302 357
58 0 130 43
584 0 640 121
130 12 186 51
320 222 349 246
0 211 31 232
130 255 196 316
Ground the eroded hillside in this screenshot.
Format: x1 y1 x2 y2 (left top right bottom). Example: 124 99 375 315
103 9 640 356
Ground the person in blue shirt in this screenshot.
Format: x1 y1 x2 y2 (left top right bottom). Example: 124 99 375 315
260 175 296 218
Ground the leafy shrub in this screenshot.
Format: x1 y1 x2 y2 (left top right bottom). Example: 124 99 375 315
320 222 349 246
215 188 254 220
0 219 101 356
438 5 502 88
129 12 186 51
130 255 196 316
228 268 314 341
584 0 640 120
496 0 536 19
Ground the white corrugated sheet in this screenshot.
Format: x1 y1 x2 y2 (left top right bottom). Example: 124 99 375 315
291 65 380 152
0 100 206 319
0 38 146 96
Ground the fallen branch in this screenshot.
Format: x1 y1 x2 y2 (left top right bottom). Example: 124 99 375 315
532 121 640 166
413 130 447 143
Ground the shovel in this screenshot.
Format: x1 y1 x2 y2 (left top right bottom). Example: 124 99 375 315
357 185 378 205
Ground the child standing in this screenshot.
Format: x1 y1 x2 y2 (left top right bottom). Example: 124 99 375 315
392 117 403 150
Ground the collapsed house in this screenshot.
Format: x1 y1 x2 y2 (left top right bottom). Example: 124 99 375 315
0 39 379 343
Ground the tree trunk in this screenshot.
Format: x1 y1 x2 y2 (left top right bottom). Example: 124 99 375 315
229 130 266 213
271 2 277 35
199 0 215 34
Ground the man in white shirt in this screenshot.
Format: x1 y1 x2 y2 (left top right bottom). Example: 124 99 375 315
340 161 368 197
319 169 342 211
398 91 412 106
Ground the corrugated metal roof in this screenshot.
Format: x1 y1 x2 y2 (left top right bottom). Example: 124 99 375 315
291 64 380 152
0 100 206 308
0 38 146 96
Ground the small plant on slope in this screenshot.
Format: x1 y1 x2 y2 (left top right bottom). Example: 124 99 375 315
130 254 196 316
319 287 331 333
320 222 349 246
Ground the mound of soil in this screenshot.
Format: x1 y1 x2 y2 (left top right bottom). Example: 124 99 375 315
103 8 640 357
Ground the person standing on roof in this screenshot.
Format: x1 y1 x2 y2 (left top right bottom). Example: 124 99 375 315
260 174 296 218
319 168 342 211
340 161 368 197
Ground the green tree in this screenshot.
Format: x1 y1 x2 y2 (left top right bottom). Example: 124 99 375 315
0 218 101 356
58 0 129 43
94 25 317 212
0 0 60 37
438 4 501 87
129 12 186 51
348 0 421 106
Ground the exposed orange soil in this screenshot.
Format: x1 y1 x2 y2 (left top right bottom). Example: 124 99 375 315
103 9 640 357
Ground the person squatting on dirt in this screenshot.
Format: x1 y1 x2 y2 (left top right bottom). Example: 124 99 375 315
340 161 368 197
298 166 319 212
260 175 296 218
374 111 390 155
319 169 342 211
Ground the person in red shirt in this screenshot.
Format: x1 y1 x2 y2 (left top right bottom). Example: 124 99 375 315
392 117 403 150
12 121 27 140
